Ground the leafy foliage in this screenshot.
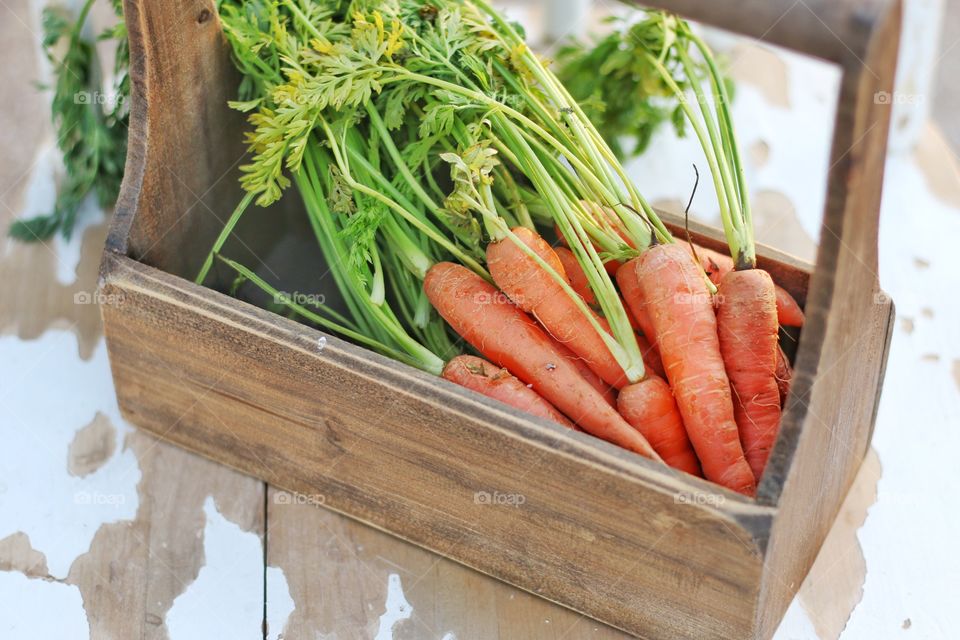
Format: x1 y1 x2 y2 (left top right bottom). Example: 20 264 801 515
10 0 129 242
556 12 734 160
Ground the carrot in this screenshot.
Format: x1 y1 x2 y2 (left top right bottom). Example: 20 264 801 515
675 238 730 283
554 224 622 275
716 269 782 480
676 238 804 327
554 246 596 305
636 333 665 378
424 262 659 459
618 377 702 476
625 244 756 494
487 227 630 389
775 345 793 408
774 286 805 327
443 356 574 428
615 260 657 346
549 337 617 407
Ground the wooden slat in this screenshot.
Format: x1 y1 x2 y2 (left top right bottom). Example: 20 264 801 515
266 487 633 638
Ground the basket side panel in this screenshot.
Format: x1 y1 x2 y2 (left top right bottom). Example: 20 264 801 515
756 1 901 635
116 0 249 277
100 254 767 640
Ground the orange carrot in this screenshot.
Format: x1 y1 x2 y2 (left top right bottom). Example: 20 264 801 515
443 356 574 428
716 269 782 480
487 228 630 389
618 377 702 476
531 244 617 404
424 263 659 459
774 286 805 327
625 244 756 494
554 246 596 305
775 345 793 408
636 333 665 378
549 337 617 407
554 224 622 275
616 260 657 347
676 238 804 327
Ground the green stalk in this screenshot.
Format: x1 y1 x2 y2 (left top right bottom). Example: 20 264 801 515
196 191 256 285
217 254 419 365
365 102 440 212
644 52 740 263
674 44 744 242
320 117 489 279
687 31 755 266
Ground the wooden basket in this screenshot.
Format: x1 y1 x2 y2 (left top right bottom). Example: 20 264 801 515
100 0 900 637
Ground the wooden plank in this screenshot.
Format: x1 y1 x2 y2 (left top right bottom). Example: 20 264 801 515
266 487 633 639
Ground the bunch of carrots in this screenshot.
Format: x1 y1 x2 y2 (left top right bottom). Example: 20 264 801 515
200 1 803 497
427 212 802 496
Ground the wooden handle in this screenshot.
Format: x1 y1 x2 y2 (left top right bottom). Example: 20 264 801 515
636 0 892 64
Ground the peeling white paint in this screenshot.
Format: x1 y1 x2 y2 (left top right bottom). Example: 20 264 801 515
167 497 290 640
266 565 295 640
0 332 139 579
374 573 413 640
0 571 89 639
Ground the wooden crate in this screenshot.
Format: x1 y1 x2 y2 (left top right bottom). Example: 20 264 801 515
99 0 900 637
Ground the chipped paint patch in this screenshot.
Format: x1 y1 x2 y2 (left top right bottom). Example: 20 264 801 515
167 497 281 640
900 317 915 334
0 332 139 578
0 532 49 578
375 574 413 640
266 565 295 640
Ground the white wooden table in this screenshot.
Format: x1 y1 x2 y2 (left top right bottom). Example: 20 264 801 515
1 1 959 638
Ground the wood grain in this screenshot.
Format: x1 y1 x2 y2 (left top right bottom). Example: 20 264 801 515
266 486 633 639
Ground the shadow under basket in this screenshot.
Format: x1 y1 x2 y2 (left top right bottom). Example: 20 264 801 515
99 0 900 638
